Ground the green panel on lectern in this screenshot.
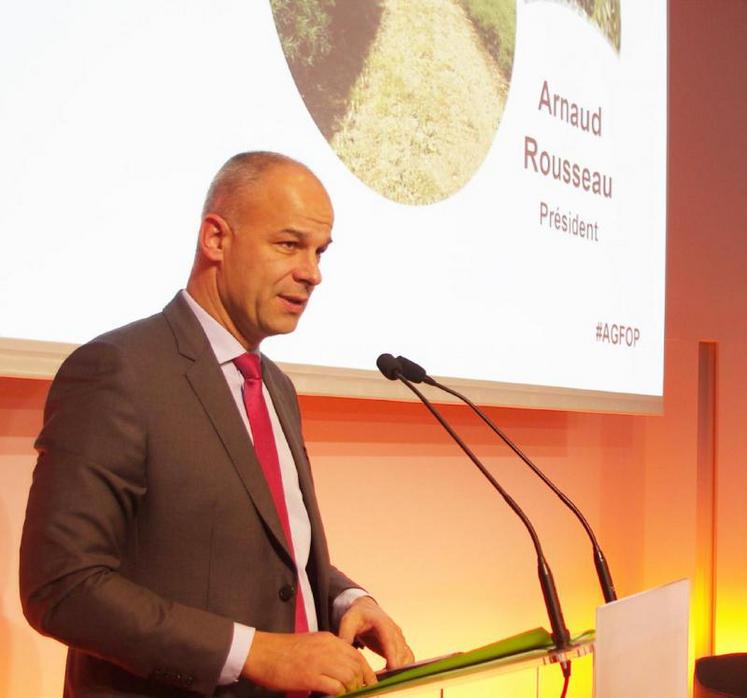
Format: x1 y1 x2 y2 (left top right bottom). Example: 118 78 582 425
341 627 555 697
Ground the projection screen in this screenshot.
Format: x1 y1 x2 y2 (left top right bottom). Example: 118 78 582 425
0 0 667 413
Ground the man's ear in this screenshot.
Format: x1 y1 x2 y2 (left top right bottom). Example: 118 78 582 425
198 214 231 263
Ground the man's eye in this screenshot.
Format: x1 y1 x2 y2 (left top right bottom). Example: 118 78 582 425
278 240 298 250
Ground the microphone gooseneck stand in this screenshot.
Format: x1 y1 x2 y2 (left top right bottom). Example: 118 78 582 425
395 354 617 604
376 354 572 664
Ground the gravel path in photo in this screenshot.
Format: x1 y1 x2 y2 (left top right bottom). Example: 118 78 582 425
330 0 510 205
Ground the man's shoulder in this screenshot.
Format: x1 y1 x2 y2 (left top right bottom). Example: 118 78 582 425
87 293 202 350
59 294 203 378
93 310 169 347
49 313 168 390
88 312 174 350
67 311 173 369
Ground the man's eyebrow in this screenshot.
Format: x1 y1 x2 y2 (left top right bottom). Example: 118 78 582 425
280 229 333 249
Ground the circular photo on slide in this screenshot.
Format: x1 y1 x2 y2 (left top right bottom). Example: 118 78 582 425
270 0 516 205
554 0 621 51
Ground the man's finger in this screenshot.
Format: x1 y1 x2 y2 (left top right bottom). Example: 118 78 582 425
388 628 414 667
340 644 376 689
379 632 401 669
334 643 374 691
337 613 360 645
316 675 345 696
356 652 378 688
363 619 401 667
381 629 414 669
397 643 415 667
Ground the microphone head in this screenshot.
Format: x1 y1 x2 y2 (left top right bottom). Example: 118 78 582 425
396 355 432 384
376 353 402 380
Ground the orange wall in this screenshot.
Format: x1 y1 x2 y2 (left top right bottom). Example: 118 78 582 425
1 2 745 696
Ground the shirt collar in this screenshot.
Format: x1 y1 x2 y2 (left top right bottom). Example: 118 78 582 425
181 289 255 365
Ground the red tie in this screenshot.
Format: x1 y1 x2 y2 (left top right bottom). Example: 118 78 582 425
233 353 309 639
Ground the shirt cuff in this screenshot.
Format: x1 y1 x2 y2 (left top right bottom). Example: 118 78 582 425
217 622 255 685
332 587 371 629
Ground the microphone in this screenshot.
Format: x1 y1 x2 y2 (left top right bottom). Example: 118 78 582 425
395 354 617 604
376 354 572 656
375 353 402 381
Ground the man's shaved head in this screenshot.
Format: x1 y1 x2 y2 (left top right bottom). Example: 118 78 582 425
201 151 313 221
188 150 334 349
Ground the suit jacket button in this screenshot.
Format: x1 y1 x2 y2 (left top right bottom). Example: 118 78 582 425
279 584 296 602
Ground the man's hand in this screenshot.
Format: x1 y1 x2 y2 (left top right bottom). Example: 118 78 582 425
242 630 377 696
338 596 415 670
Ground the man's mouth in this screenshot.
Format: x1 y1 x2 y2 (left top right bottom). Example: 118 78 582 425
278 294 308 313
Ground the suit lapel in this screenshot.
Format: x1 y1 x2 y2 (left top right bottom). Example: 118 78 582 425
163 294 292 562
263 356 331 618
262 361 323 534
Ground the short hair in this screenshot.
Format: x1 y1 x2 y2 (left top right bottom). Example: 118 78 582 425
201 151 309 220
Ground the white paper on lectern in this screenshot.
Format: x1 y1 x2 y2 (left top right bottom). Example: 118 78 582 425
594 579 689 698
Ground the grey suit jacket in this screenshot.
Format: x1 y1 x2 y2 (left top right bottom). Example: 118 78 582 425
20 293 356 697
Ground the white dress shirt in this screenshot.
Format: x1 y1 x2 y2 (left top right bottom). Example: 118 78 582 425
181 291 365 685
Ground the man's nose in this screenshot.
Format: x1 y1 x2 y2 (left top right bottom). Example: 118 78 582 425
294 253 322 287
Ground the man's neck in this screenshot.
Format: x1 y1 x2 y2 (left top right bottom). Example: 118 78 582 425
185 276 258 352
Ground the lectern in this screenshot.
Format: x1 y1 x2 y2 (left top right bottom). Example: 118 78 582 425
339 580 689 697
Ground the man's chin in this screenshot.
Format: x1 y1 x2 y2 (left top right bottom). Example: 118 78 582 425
263 317 302 339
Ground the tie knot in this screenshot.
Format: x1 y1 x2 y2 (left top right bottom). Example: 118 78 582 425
233 353 262 381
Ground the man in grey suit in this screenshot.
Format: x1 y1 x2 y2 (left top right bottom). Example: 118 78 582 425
20 152 413 696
